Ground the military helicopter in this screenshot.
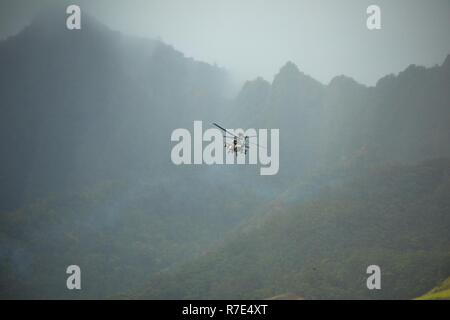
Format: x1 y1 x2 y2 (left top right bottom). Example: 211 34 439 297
212 123 264 156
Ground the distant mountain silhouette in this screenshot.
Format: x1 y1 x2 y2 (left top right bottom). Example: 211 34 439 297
1 7 450 300
0 10 229 211
232 55 450 179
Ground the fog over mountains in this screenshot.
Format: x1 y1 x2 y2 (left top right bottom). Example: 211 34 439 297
0 9 449 299
0 10 230 212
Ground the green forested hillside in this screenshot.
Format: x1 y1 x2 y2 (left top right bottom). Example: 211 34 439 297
0 172 267 299
416 276 450 300
136 159 450 299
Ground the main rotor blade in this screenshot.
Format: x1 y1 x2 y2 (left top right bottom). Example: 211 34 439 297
248 140 267 149
212 123 238 138
224 136 239 140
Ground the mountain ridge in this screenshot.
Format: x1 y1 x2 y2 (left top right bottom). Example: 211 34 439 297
135 158 450 300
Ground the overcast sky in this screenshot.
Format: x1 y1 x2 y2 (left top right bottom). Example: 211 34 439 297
1 0 450 85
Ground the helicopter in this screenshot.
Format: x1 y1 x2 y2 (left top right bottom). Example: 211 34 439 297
212 123 264 157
